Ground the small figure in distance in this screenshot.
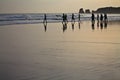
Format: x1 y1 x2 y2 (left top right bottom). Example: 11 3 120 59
91 13 95 30
78 13 80 22
71 13 75 31
100 14 103 22
62 13 68 24
91 13 95 22
97 14 99 22
71 13 75 22
62 13 65 22
43 14 47 23
78 13 81 29
65 14 68 23
104 13 108 22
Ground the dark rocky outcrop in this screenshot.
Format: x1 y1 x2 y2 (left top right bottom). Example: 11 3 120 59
85 9 90 13
79 8 84 13
94 7 120 13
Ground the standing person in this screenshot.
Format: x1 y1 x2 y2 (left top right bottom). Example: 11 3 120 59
91 13 95 22
104 13 108 22
91 13 95 30
78 13 80 21
62 13 65 22
43 14 47 23
97 14 99 22
65 14 68 23
100 14 103 22
71 13 75 22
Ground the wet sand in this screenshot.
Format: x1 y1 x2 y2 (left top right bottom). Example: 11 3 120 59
0 21 120 80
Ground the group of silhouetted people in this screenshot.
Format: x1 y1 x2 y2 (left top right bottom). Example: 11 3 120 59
62 13 81 32
91 13 108 22
62 13 68 23
42 13 108 32
91 13 108 30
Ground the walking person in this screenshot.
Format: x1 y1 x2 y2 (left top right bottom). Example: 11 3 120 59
97 14 99 22
100 14 103 22
62 13 65 22
65 14 68 23
91 13 95 22
104 13 108 22
78 13 80 21
71 13 75 22
43 14 47 23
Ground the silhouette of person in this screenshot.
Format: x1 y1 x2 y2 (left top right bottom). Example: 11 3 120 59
65 14 68 23
43 22 47 32
62 22 67 32
78 13 80 21
91 13 95 30
43 14 47 23
100 14 103 22
104 13 108 22
62 13 68 23
71 13 75 22
97 14 99 22
91 13 95 22
62 13 65 22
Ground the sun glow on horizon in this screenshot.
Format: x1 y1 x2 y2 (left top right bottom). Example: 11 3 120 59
0 0 119 13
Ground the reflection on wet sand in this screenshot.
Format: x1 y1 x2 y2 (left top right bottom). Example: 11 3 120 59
78 21 81 29
62 22 67 32
42 21 108 32
91 21 95 30
104 21 108 29
90 21 108 31
100 21 104 30
43 22 47 32
71 22 75 31
97 21 99 29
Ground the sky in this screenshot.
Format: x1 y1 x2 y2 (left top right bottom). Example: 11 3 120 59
0 0 120 13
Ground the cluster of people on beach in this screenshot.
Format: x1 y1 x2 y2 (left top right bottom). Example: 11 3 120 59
43 13 107 23
91 13 108 22
43 13 108 32
91 13 108 30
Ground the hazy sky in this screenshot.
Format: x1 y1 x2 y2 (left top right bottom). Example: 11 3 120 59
0 0 120 13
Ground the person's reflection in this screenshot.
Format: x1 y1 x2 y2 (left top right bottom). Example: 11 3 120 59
43 22 47 32
91 21 95 30
97 21 99 29
78 21 80 29
100 21 103 30
104 21 108 29
71 22 75 31
62 22 67 32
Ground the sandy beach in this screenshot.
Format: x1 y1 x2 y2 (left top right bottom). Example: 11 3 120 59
0 21 120 80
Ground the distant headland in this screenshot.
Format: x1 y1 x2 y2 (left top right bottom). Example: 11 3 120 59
79 7 120 13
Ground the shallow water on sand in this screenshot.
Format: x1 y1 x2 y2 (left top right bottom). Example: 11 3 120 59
0 21 120 80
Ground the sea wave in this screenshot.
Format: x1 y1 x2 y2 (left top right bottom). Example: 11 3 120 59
0 13 120 26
